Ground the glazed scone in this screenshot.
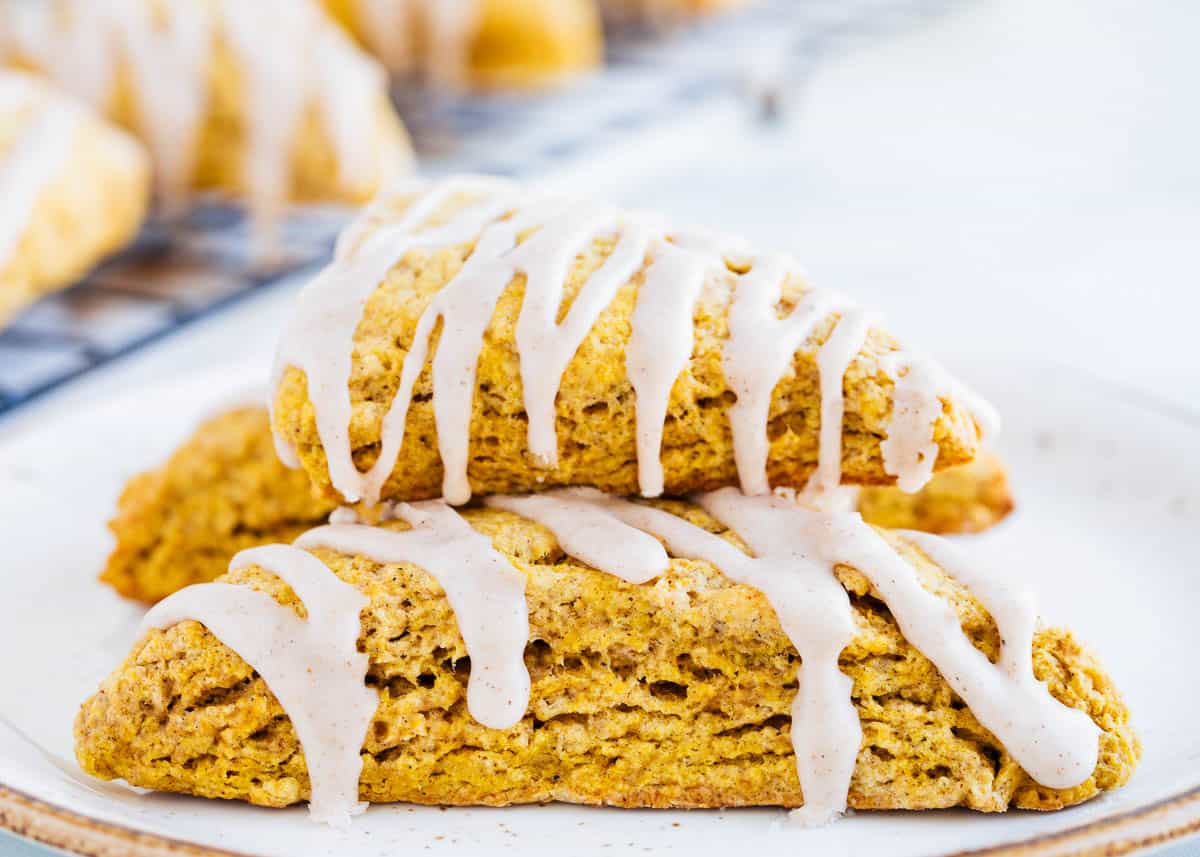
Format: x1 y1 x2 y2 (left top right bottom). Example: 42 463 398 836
857 450 1014 534
77 498 1138 814
272 176 993 507
2 0 412 241
102 404 1008 603
323 0 603 90
0 71 149 328
101 406 337 604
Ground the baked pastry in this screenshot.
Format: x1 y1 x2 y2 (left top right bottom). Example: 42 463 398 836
101 405 335 605
323 0 604 90
0 70 149 328
1 0 412 245
101 404 1012 603
856 450 1013 534
271 175 996 508
77 492 1138 821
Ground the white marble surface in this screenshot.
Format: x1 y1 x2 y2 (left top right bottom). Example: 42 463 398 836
1 0 1197 853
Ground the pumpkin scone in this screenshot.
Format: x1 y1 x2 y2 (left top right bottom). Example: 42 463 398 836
101 404 1013 603
322 0 603 90
0 71 149 328
856 450 1013 534
76 493 1138 822
271 176 995 508
2 0 412 243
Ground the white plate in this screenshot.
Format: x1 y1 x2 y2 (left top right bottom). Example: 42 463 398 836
0 359 1197 857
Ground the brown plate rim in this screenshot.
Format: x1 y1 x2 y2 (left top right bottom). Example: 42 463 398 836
2 780 1200 857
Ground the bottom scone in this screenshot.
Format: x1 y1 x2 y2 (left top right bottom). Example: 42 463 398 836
100 406 1014 603
77 492 1137 819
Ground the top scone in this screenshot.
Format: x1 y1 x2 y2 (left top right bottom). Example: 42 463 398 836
272 176 992 506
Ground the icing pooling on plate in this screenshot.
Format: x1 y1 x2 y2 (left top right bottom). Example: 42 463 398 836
147 491 1101 826
0 76 83 275
141 544 375 826
2 0 393 240
272 177 994 506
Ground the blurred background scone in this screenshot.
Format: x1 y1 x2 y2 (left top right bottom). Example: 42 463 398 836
0 0 413 239
324 0 604 90
0 70 149 329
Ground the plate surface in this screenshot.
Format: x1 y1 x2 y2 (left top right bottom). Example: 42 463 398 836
0 359 1197 857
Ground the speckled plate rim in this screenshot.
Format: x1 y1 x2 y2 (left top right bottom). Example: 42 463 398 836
3 781 1200 857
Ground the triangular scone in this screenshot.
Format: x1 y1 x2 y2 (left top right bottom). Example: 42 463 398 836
321 0 603 90
0 71 149 328
2 0 411 238
271 176 993 507
78 500 1137 814
101 404 1010 603
856 450 1013 534
102 406 337 604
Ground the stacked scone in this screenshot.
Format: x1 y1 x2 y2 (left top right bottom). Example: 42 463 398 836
76 176 1139 826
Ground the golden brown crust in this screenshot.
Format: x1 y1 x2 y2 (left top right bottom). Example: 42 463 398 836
104 406 1004 604
77 505 1139 813
273 194 985 505
101 407 336 603
856 451 1015 534
0 79 150 328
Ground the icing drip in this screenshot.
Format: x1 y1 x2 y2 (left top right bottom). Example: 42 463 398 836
141 545 374 826
531 488 862 825
830 523 1101 790
148 490 1101 826
270 176 517 487
297 500 530 729
881 352 1001 493
485 491 670 583
350 0 480 86
273 178 996 505
625 239 713 497
723 256 846 496
354 0 418 75
0 86 82 274
801 309 873 508
421 0 482 89
105 0 210 209
514 488 1101 819
2 0 391 243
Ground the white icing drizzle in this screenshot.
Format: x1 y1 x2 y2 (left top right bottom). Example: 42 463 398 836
0 81 83 274
800 309 873 508
272 178 996 505
354 0 419 76
2 0 393 243
139 490 1101 826
881 351 1001 493
141 544 375 827
509 488 1101 820
625 239 712 498
352 0 481 86
484 490 670 583
723 256 844 496
297 500 530 729
830 523 1101 791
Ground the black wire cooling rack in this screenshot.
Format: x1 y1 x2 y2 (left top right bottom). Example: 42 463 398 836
0 0 964 416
